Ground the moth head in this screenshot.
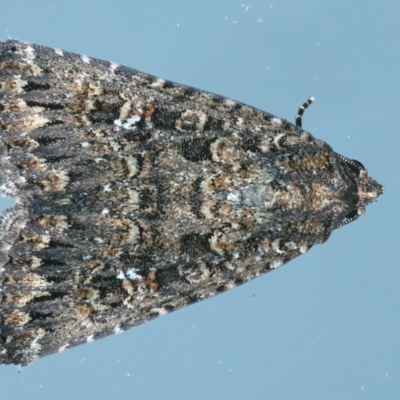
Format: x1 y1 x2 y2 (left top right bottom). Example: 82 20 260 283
335 154 384 229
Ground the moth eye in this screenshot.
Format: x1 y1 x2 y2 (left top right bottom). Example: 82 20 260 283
350 159 365 170
345 209 358 220
337 209 359 228
345 162 361 177
338 155 365 178
346 159 365 177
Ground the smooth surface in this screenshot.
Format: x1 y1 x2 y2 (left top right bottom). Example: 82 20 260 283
0 1 397 399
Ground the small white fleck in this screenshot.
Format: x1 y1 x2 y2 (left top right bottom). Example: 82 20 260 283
109 62 119 72
227 192 240 202
86 335 94 343
224 99 236 107
226 282 237 289
101 208 109 215
114 325 124 334
117 271 125 280
81 142 90 147
81 55 91 64
54 48 64 56
82 255 92 260
151 308 168 316
122 115 141 129
270 259 283 269
58 343 69 353
271 117 282 126
299 244 309 253
152 78 166 88
94 237 103 243
25 45 35 59
103 184 112 192
126 268 141 280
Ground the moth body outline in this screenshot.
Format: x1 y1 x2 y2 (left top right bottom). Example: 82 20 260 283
0 40 383 366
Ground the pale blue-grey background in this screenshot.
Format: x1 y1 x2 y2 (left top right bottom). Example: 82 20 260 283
0 1 398 399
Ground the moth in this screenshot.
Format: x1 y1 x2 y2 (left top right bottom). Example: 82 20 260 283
0 40 383 366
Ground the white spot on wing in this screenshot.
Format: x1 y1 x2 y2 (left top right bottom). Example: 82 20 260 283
122 115 141 129
86 335 94 343
25 45 35 60
117 271 125 280
270 259 283 269
81 55 91 64
151 308 168 316
152 78 166 88
227 192 240 203
300 244 309 253
126 268 141 280
58 343 70 353
109 62 119 73
271 118 282 126
224 99 236 107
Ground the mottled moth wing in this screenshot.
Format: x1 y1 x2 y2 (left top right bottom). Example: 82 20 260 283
0 40 383 365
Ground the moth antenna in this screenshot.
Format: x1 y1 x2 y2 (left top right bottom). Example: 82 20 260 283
295 96 315 128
